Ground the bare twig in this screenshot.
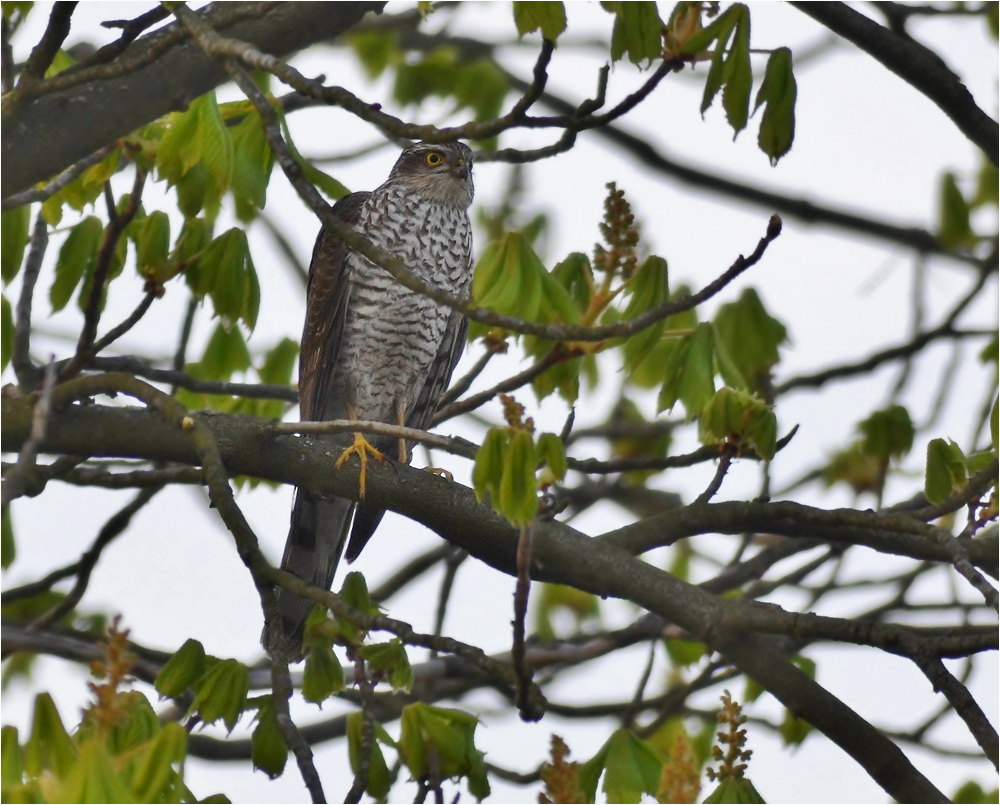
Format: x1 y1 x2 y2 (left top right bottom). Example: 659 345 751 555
512 523 534 719
430 547 468 657
1 144 117 212
62 169 147 379
345 655 375 804
694 445 737 505
20 2 76 82
12 212 48 387
272 659 327 803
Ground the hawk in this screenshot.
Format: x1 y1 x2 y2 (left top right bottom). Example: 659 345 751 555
264 141 475 661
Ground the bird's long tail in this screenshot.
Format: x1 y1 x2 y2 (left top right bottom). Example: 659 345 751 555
263 490 355 662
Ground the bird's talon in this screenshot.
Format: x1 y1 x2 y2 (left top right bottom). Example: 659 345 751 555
335 433 384 499
425 467 454 482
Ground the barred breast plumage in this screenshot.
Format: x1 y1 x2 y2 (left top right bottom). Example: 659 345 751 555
264 141 474 661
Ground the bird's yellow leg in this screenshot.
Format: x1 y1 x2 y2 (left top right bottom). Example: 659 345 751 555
335 407 384 499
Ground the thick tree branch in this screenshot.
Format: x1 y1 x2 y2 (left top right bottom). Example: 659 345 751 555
2 2 386 197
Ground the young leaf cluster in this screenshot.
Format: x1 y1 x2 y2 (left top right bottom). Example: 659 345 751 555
2 629 225 804
472 418 567 527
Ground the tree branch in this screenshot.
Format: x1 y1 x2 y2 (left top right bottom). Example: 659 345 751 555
791 2 998 165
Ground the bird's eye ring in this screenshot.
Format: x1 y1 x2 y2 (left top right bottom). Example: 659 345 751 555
424 151 445 167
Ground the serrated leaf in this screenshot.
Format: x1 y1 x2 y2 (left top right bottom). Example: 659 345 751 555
551 252 594 314
925 438 968 504
2 205 30 285
659 322 716 417
50 216 103 312
194 228 259 330
302 643 345 704
602 1 665 66
713 288 786 391
250 696 287 779
398 704 488 800
698 9 740 113
155 639 206 699
754 47 796 165
191 658 248 733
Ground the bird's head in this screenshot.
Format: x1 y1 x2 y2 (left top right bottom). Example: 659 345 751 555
389 141 474 208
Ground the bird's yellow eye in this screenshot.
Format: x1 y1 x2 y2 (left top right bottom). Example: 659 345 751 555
424 151 445 167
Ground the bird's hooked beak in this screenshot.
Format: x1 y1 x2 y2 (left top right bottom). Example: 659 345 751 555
453 159 471 181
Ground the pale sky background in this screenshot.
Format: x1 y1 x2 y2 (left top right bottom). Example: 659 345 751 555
2 2 998 803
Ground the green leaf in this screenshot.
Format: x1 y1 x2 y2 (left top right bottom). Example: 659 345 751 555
513 2 567 40
938 171 974 250
658 322 716 417
347 713 392 800
704 776 766 803
665 638 706 667
199 322 252 381
473 427 508 503
346 29 399 79
302 643 345 704
57 739 133 804
193 228 259 330
953 780 1000 804
258 338 299 385
859 405 914 462
925 438 968 504
579 729 664 804
190 658 248 733
2 205 30 285
1 506 14 569
536 432 568 482
622 255 669 375
398 704 489 801
698 9 740 114
602 2 665 66
362 639 414 692
155 638 207 699
23 693 75 777
1 727 22 796
134 210 171 283
131 722 187 803
230 110 274 222
498 429 539 526
1 293 12 373
713 288 787 391
453 59 510 123
551 252 594 314
699 387 777 459
721 5 752 136
250 697 287 779
50 216 103 312
753 47 796 165
972 158 998 209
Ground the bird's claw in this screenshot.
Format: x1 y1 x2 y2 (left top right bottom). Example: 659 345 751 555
335 433 384 499
424 467 454 482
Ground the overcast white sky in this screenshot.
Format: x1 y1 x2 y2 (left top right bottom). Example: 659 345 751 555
2 2 997 803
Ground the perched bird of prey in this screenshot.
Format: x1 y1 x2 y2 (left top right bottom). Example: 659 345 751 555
264 141 474 661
